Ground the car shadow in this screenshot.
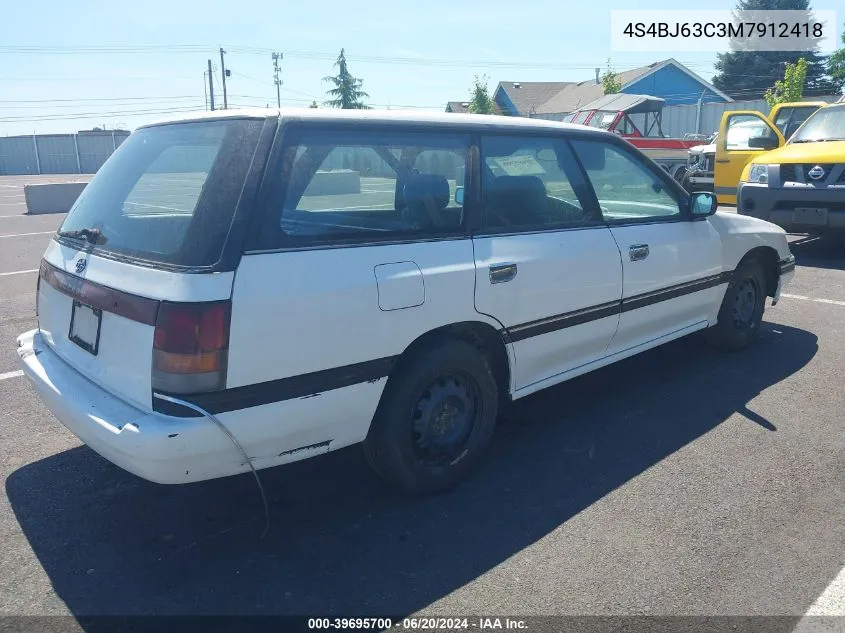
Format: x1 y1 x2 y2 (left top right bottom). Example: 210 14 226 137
6 322 818 621
788 234 845 271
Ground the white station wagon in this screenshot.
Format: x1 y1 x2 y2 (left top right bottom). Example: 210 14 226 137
17 109 795 494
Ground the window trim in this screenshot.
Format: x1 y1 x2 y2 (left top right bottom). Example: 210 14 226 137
475 131 605 236
567 135 691 226
249 121 474 252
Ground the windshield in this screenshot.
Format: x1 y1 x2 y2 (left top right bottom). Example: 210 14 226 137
790 105 845 143
587 111 618 130
57 118 263 267
774 105 822 139
571 111 591 125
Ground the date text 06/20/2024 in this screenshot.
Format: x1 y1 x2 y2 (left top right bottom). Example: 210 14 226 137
307 617 529 630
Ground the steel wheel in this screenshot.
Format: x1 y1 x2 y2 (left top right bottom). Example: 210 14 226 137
732 277 759 329
411 372 481 467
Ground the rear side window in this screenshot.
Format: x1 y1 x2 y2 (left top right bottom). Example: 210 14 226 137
258 128 469 247
58 119 263 267
480 135 598 230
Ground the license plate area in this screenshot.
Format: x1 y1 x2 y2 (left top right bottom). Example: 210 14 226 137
69 300 102 356
793 207 828 226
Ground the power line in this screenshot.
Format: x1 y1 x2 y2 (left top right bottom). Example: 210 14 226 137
0 43 718 71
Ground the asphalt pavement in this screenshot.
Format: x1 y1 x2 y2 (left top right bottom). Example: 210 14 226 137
0 175 844 630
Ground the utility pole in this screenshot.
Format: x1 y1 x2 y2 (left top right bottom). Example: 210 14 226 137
207 59 216 111
272 52 283 108
219 47 229 109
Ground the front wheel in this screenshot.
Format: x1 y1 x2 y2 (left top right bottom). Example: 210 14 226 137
363 339 499 494
706 259 767 350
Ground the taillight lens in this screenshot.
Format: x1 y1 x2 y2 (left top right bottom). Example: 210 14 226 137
152 301 231 394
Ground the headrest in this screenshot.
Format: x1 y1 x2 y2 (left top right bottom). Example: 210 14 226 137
403 174 450 210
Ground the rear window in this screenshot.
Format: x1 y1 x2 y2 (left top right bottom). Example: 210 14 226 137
57 118 264 268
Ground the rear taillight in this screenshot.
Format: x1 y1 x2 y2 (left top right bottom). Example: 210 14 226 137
152 300 231 394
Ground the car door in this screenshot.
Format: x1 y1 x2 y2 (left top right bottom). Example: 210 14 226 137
229 123 484 463
714 112 784 205
472 133 623 396
570 138 724 357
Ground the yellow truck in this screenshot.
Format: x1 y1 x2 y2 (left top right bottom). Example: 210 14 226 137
735 101 845 234
712 101 827 204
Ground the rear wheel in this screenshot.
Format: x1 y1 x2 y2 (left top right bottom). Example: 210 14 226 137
363 339 498 494
706 259 767 350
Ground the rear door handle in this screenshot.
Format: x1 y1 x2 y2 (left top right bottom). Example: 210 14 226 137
629 244 649 262
716 159 731 163
489 263 517 284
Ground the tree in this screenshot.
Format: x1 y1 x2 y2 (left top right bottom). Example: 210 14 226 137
828 23 845 92
601 59 622 94
468 74 496 114
712 0 837 99
764 58 809 106
309 100 319 108
323 49 369 109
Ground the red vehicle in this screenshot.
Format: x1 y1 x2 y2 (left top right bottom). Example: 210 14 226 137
568 93 708 181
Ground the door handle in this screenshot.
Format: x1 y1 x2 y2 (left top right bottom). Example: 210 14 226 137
489 263 517 284
715 159 731 163
629 244 649 262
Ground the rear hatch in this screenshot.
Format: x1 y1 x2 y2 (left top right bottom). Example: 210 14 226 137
36 115 269 410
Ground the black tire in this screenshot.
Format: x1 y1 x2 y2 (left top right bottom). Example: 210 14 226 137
706 259 767 350
363 338 499 494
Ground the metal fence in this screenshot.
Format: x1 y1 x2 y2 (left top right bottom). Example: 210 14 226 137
0 131 130 176
660 95 842 138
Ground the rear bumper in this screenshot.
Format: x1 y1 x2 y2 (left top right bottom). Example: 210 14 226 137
738 183 845 233
16 329 250 484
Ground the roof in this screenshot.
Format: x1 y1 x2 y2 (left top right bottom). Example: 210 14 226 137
572 93 666 114
138 107 612 135
535 62 669 115
495 81 569 115
445 101 504 115
489 59 732 117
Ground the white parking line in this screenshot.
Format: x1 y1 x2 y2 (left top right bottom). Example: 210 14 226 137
0 268 38 277
0 231 54 239
782 293 845 307
792 566 845 631
0 370 23 381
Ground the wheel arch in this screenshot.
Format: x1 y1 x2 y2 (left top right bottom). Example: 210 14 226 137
736 245 780 298
391 321 513 403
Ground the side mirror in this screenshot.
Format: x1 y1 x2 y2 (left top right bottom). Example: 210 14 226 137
748 136 779 150
690 192 718 217
455 186 464 205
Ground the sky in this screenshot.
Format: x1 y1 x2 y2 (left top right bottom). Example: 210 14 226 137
0 0 839 135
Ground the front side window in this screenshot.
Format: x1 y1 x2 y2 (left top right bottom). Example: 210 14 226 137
724 114 778 150
571 140 681 222
481 135 598 230
266 129 468 245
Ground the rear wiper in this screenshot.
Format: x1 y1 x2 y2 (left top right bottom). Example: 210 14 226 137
56 227 106 245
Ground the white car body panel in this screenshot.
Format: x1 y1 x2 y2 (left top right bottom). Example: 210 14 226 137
472 227 622 391
606 220 724 354
708 211 793 270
